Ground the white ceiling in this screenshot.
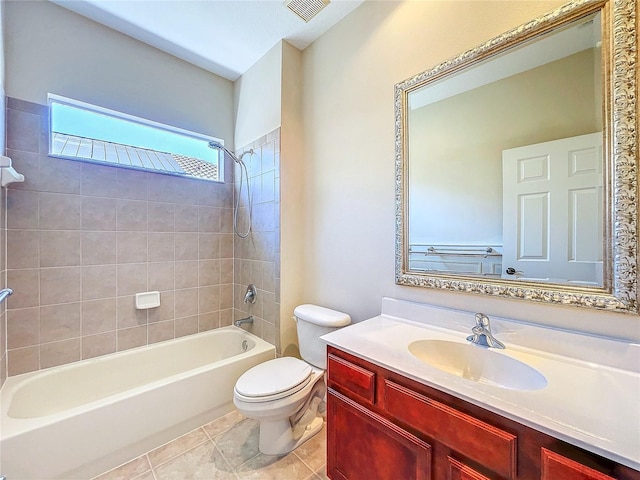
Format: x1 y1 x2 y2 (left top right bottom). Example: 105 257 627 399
50 0 365 81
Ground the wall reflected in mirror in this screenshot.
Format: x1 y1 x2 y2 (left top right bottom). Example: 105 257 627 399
407 12 603 286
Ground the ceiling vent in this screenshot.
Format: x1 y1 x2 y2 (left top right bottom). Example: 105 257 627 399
284 0 330 23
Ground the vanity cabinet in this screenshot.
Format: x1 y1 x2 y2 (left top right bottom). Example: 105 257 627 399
326 346 640 480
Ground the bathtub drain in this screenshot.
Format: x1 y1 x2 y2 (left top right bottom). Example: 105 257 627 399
242 340 248 351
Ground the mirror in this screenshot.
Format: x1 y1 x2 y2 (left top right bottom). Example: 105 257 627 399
395 0 638 313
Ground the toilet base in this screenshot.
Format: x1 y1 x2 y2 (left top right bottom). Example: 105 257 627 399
258 416 324 456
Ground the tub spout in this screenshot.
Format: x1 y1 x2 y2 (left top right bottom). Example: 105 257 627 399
234 315 254 328
0 288 13 304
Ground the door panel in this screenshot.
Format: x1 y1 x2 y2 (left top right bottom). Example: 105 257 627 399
502 133 603 284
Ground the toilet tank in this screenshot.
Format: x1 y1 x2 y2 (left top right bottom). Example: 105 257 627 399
294 304 351 369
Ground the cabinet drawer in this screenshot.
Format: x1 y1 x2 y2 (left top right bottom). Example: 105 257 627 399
541 448 617 480
384 380 517 479
327 353 376 405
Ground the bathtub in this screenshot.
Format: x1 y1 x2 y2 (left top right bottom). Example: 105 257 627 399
0 326 275 480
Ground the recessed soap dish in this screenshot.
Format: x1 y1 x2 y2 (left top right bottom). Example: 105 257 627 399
135 291 161 309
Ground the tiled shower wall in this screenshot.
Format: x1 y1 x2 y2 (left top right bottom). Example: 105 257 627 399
233 129 281 353
3 97 238 376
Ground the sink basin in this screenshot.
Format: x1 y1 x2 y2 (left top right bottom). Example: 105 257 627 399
408 339 547 391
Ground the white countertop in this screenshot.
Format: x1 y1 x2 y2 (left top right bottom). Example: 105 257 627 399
321 298 640 471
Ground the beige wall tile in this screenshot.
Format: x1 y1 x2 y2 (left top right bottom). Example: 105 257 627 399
7 269 40 308
198 234 220 260
117 199 147 231
7 189 39 229
39 230 81 267
82 265 117 300
40 267 81 305
117 325 147 351
198 312 219 332
219 284 233 310
220 259 234 285
148 202 175 232
7 229 39 269
117 231 148 263
81 196 117 230
175 288 198 318
82 331 117 359
148 233 175 262
117 295 148 328
175 233 198 261
40 338 81 369
82 298 117 335
39 193 81 230
175 261 198 289
175 316 198 337
173 178 200 205
220 234 233 259
199 285 220 314
117 263 148 296
262 262 276 293
198 260 220 286
148 290 175 323
220 309 233 327
39 157 82 194
148 262 175 292
7 307 40 348
8 346 40 376
220 208 233 234
175 205 200 232
148 174 176 203
117 169 148 200
81 163 119 198
198 206 221 233
148 320 174 344
82 231 117 265
7 108 40 152
40 302 81 342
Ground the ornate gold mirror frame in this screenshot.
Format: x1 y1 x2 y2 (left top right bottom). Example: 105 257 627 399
395 0 638 313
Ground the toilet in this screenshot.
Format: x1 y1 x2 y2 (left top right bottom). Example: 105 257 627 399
233 304 351 455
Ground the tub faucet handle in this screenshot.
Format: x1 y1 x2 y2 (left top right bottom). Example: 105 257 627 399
244 284 257 304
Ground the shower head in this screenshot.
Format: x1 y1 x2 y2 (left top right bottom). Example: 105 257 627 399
207 140 252 165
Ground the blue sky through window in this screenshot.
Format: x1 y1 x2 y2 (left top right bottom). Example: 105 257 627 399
51 101 218 163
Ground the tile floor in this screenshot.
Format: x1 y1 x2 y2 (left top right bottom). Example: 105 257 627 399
92 410 328 480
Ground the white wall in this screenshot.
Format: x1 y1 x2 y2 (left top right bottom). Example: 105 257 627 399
300 0 640 341
280 41 304 356
4 0 233 140
234 42 282 150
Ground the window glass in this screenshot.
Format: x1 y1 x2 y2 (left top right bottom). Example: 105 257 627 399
49 94 223 182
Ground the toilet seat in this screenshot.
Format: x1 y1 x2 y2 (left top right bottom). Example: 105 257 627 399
234 357 314 403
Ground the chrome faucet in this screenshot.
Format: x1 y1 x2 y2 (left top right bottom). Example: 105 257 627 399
0 288 13 304
243 284 257 304
234 315 254 328
466 313 505 349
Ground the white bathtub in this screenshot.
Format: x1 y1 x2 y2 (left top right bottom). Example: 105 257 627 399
0 326 275 479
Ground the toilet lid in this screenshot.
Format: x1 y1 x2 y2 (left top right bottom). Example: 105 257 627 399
235 357 312 399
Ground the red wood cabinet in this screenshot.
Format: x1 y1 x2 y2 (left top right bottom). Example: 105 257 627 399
326 346 640 480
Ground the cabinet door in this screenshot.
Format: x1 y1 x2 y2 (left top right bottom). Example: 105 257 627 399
327 389 432 480
447 456 491 480
541 448 616 480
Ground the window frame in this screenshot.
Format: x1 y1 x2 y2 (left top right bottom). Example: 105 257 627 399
47 93 225 182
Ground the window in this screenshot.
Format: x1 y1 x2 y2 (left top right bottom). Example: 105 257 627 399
48 94 223 182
